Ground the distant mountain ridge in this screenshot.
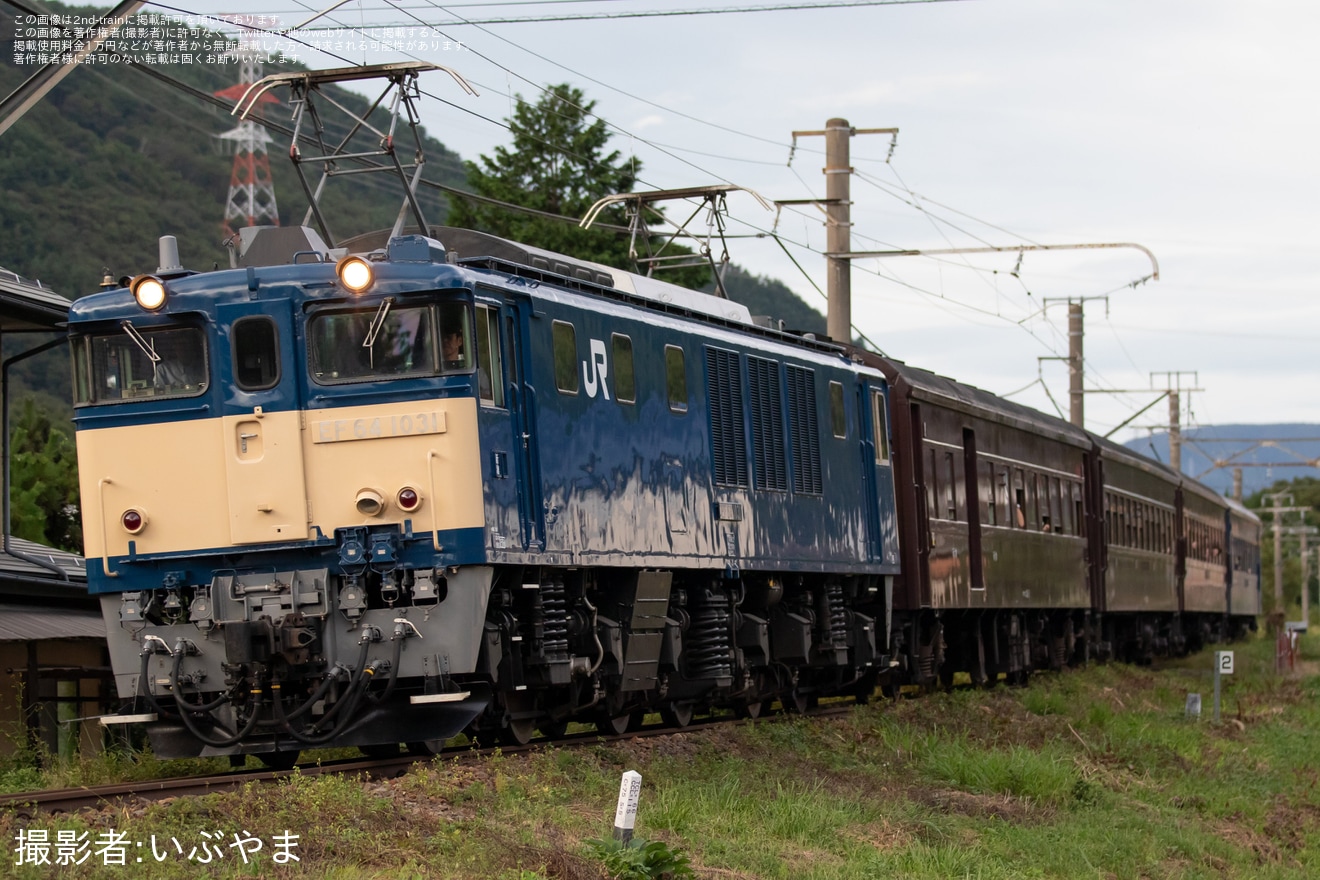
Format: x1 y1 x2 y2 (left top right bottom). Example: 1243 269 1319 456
1124 425 1320 496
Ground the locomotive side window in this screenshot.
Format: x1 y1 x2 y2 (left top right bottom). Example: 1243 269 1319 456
871 390 890 463
612 334 635 404
74 324 208 405
309 304 443 383
552 320 578 394
233 317 280 391
829 381 846 438
475 304 504 406
665 345 687 413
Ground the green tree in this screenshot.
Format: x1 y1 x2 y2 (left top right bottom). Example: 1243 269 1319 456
448 84 708 287
8 399 81 552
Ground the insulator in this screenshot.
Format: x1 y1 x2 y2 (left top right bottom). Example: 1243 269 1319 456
684 591 732 680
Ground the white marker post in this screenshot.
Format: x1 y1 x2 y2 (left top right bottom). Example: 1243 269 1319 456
1214 650 1234 723
613 770 642 844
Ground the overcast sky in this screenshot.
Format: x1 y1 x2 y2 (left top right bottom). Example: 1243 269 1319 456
139 1 1320 440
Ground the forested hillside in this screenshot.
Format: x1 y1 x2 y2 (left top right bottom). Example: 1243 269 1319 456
0 3 465 298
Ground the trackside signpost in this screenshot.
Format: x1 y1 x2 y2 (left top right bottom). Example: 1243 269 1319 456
1214 650 1234 723
613 771 642 843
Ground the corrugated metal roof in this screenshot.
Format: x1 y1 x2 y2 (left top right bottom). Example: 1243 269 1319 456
0 536 86 582
0 603 103 642
0 265 71 330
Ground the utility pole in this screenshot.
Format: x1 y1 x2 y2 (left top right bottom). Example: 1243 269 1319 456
1041 296 1111 429
1232 468 1243 501
1069 302 1084 428
788 121 898 342
1266 492 1310 609
824 119 851 343
1302 525 1310 627
1150 372 1201 474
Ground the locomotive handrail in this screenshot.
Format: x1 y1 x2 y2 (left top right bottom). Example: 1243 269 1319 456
426 450 442 551
98 478 117 578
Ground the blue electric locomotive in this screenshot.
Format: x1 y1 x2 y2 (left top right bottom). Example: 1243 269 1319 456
71 224 900 761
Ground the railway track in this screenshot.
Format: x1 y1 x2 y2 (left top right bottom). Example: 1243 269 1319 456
0 705 855 817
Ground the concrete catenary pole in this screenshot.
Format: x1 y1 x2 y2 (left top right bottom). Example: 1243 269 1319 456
1232 468 1243 502
1068 301 1084 428
1274 494 1285 607
1168 390 1182 473
825 118 852 343
1302 526 1310 627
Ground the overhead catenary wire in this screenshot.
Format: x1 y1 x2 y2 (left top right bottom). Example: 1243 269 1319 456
19 1 1176 434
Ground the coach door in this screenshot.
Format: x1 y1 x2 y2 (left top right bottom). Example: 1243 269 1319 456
218 301 310 545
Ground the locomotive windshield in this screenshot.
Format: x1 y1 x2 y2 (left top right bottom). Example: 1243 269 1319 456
72 324 209 405
308 301 471 384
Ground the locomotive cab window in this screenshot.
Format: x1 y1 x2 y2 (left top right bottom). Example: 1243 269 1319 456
232 316 280 391
310 303 450 383
475 304 504 406
73 323 208 405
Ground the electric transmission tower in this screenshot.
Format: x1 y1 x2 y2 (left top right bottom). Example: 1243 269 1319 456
214 18 279 237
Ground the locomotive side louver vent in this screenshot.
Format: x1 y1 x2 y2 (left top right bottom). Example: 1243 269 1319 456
748 356 788 492
705 346 748 487
787 365 823 494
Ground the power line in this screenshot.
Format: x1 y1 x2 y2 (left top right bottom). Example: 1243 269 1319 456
277 0 970 28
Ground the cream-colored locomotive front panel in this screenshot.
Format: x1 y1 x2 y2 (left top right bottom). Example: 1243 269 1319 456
78 418 232 565
78 397 485 564
301 398 484 537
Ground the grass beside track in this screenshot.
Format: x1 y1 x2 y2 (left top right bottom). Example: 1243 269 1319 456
3 630 1318 878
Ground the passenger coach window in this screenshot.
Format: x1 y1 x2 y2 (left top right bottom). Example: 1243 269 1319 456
665 345 687 413
475 305 504 406
553 321 578 394
613 334 635 404
233 317 279 391
74 325 208 405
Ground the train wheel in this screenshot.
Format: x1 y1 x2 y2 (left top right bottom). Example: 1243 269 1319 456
785 689 810 714
595 709 644 736
661 702 694 728
259 750 300 771
734 700 764 720
596 712 632 736
501 718 537 746
500 693 537 746
539 720 569 740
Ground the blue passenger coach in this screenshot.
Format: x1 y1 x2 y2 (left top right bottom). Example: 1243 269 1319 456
70 226 900 761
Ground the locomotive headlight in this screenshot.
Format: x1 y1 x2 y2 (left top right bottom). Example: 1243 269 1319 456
130 276 167 310
397 487 422 512
355 488 386 517
337 256 374 293
121 508 148 534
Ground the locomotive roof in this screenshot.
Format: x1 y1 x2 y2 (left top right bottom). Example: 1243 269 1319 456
338 226 754 326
